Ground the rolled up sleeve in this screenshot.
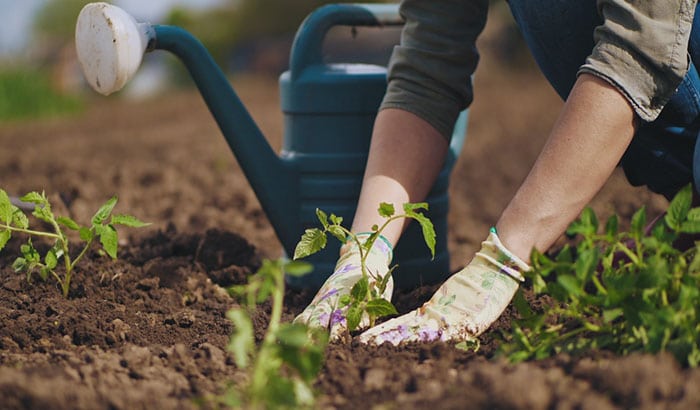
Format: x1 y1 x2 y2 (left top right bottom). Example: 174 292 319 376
380 0 488 139
579 0 696 122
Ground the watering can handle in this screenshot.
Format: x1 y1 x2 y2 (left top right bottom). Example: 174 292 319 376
289 3 404 77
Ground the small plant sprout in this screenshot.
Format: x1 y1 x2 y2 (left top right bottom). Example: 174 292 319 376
224 259 328 409
293 202 436 331
0 190 149 298
500 184 700 367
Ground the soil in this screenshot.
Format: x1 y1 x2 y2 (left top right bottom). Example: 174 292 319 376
1 14 699 410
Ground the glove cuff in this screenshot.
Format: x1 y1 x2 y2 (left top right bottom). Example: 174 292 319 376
340 232 393 265
476 228 530 282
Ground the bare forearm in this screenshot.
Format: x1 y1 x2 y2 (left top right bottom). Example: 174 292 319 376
352 109 448 245
496 73 638 260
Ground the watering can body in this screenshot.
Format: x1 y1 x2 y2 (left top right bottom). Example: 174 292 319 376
75 3 467 291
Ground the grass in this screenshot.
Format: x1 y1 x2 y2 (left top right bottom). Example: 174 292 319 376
0 66 83 122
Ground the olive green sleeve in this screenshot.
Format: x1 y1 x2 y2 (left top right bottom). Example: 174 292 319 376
379 0 489 140
579 0 697 122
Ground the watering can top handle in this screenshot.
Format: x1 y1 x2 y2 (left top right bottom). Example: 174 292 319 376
289 3 404 76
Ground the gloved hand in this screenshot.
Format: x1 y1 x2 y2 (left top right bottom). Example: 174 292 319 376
359 228 528 345
293 233 393 341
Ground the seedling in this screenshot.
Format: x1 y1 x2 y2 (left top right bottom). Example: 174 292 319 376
0 190 149 298
293 202 435 331
500 184 700 367
224 259 328 409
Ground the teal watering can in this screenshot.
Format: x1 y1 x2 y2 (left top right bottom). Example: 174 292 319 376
75 2 468 290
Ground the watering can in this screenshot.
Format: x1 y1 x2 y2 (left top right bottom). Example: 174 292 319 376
75 2 468 290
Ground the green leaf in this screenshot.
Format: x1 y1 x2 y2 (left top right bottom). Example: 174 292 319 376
680 220 700 234
276 323 310 348
686 207 700 221
556 274 582 298
19 191 46 204
57 216 80 230
98 225 118 259
315 208 328 229
0 230 10 251
12 257 27 273
350 276 369 301
79 227 93 242
378 202 395 218
346 305 362 331
12 207 28 229
91 196 118 225
110 214 150 228
365 299 398 317
329 213 343 226
226 309 254 368
566 207 598 237
293 228 326 260
603 308 623 323
665 184 692 230
32 203 54 224
327 225 346 243
605 215 619 239
630 206 647 241
284 261 313 277
411 211 436 258
403 202 429 213
0 189 12 224
44 247 58 270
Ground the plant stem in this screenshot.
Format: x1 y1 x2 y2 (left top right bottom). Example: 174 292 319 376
0 223 62 240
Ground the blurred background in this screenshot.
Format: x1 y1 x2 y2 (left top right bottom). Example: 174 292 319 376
0 0 527 122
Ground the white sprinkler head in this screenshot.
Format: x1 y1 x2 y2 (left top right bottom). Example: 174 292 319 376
75 3 154 95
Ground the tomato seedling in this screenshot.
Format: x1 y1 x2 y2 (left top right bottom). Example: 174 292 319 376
224 259 327 409
293 202 435 332
0 190 149 298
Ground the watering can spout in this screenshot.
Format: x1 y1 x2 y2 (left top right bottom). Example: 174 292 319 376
75 2 297 248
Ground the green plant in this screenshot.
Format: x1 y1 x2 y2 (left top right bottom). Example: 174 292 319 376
0 190 149 298
293 202 435 331
500 184 700 367
224 259 328 409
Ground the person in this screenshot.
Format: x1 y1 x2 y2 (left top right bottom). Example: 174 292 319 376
294 0 700 345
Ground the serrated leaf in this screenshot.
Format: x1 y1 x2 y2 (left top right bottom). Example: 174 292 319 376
11 207 28 229
315 208 328 229
327 225 346 243
346 305 362 331
665 184 692 230
0 230 10 250
365 298 397 317
350 276 369 301
98 225 118 258
605 215 618 239
110 214 150 228
284 261 313 277
293 228 326 260
91 196 117 225
0 190 12 224
226 309 254 368
57 216 80 230
680 220 700 234
687 207 700 221
32 204 54 224
329 213 343 226
19 192 45 204
411 212 436 258
378 202 395 218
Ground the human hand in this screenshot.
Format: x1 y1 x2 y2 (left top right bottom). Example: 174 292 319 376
293 233 393 341
359 229 528 345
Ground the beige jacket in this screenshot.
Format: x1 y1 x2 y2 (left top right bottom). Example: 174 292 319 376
381 0 697 138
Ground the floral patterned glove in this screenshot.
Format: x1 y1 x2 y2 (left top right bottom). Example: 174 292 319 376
293 233 393 341
358 228 528 345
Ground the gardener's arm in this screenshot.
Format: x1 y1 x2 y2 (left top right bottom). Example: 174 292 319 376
496 73 636 261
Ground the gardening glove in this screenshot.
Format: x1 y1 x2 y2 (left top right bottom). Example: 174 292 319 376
293 233 393 341
359 228 528 346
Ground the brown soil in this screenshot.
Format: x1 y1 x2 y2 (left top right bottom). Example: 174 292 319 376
1 15 698 409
